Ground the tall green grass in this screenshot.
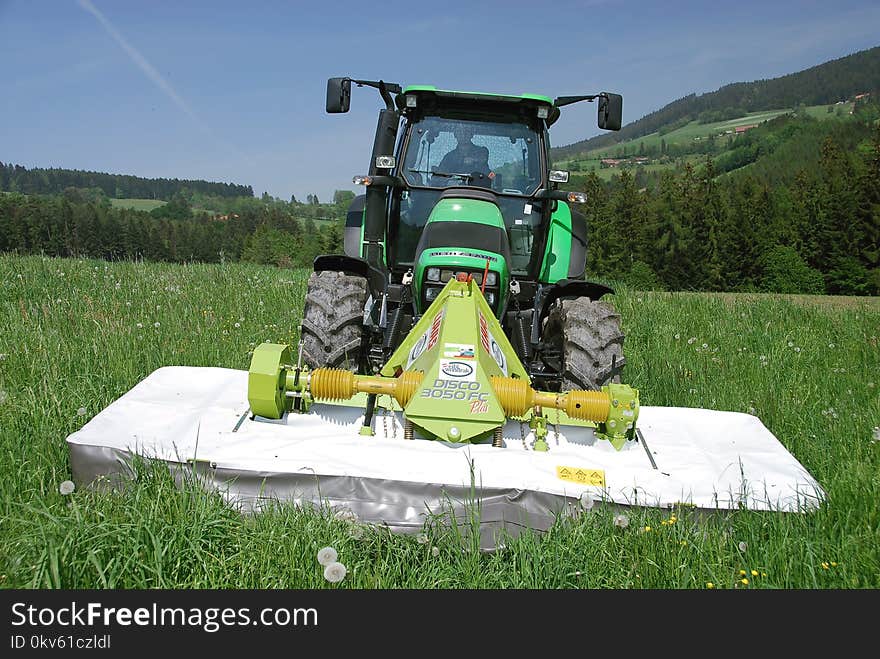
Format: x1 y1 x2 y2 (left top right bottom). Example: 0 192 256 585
1 255 877 588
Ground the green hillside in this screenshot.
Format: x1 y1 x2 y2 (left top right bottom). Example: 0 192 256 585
557 102 862 182
553 45 880 160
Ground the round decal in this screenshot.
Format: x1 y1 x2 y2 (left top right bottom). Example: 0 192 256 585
490 340 505 370
409 333 427 362
441 361 474 378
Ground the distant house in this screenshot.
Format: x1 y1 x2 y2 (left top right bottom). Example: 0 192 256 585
735 124 758 134
854 92 871 100
600 158 625 168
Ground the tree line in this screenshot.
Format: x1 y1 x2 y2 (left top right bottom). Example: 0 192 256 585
576 122 880 295
0 162 253 200
0 192 343 270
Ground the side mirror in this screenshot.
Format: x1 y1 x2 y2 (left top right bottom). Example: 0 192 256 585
598 92 622 131
326 77 351 113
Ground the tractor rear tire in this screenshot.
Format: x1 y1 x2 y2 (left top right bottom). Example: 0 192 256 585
543 297 626 391
300 270 368 371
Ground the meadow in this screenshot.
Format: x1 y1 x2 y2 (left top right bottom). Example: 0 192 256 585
108 198 167 212
0 254 877 588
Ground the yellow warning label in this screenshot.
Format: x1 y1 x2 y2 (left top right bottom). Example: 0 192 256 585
556 465 606 487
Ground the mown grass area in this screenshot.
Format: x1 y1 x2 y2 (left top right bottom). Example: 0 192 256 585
108 198 167 212
1 255 878 588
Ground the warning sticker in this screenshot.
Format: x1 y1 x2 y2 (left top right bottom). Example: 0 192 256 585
438 358 476 382
556 465 606 487
443 343 475 359
427 309 444 350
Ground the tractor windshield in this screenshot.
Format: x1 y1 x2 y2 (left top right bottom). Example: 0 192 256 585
402 116 541 195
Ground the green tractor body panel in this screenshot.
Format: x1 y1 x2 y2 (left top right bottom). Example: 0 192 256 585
539 201 577 283
413 198 510 316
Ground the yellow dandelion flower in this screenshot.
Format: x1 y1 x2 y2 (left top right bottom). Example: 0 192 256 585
661 520 668 526
751 570 758 577
706 582 715 589
670 515 677 523
741 578 749 585
680 540 687 546
644 526 652 532
761 572 767 577
831 562 838 567
739 569 747 576
821 562 830 570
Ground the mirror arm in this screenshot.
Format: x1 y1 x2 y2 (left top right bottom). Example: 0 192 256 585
350 78 402 111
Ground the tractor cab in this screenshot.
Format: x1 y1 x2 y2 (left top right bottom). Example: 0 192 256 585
390 89 552 306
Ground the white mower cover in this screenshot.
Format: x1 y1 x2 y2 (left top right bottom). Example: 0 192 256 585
67 367 825 549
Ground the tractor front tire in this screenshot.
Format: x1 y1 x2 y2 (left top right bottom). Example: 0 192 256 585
300 270 368 371
543 297 626 391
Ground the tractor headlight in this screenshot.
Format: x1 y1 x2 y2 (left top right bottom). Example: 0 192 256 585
485 271 497 287
485 291 496 306
425 286 441 302
426 267 441 282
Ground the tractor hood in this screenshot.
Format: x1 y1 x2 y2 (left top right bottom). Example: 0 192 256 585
412 189 511 316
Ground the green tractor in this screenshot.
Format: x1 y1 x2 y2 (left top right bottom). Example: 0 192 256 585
303 77 624 393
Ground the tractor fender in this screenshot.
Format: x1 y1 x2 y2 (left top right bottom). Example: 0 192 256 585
343 194 366 258
313 254 386 298
532 278 614 343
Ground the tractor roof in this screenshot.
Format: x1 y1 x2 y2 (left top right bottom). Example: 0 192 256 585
397 85 561 126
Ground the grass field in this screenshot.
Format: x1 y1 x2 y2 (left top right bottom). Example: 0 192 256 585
109 198 167 212
1 255 878 588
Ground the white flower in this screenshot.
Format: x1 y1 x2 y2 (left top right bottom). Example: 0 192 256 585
334 508 358 523
674 333 680 340
872 427 880 444
787 341 793 347
579 492 594 511
77 407 87 416
59 480 75 495
701 343 708 349
0 354 7 360
828 343 835 349
136 323 143 329
154 322 160 328
323 561 347 583
0 389 7 405
738 541 748 552
687 338 696 345
316 546 338 566
234 322 241 328
431 546 440 557
794 347 801 353
613 514 629 529
416 533 429 545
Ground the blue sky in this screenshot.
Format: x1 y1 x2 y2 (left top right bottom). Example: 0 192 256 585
2 0 879 202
